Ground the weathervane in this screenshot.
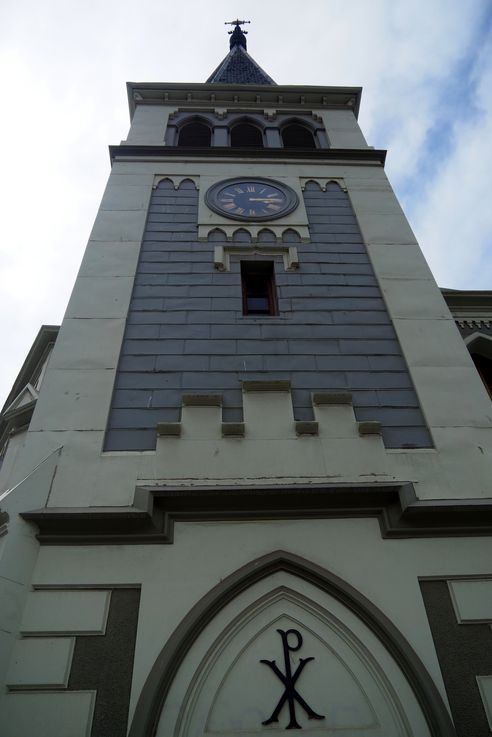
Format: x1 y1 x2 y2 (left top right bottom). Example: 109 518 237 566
225 19 251 50
225 19 251 31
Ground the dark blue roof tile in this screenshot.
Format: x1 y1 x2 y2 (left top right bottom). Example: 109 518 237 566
207 45 275 86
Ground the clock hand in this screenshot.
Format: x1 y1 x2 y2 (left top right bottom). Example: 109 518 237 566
248 198 283 202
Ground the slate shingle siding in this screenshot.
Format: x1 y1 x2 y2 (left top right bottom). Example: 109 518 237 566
104 178 432 451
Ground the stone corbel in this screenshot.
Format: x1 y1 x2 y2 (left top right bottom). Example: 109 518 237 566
214 108 228 120
214 245 299 272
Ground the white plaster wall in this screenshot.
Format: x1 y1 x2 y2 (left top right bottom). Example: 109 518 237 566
16 519 492 729
318 109 369 148
5 156 491 508
0 430 27 493
124 105 177 145
124 104 368 150
2 98 491 736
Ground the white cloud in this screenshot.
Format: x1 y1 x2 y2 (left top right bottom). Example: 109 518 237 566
411 32 492 287
1 0 491 404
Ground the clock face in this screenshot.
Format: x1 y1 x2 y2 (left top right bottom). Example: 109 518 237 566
206 178 298 221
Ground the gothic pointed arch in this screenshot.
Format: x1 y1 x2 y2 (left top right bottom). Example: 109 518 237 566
230 119 264 147
128 551 454 737
281 118 317 148
177 117 212 147
465 331 492 398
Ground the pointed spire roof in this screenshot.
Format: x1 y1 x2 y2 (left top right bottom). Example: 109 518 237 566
207 20 276 86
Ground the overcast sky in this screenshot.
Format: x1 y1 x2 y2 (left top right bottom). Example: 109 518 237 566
1 0 492 405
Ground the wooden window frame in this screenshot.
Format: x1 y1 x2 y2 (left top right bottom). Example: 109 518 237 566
241 261 277 316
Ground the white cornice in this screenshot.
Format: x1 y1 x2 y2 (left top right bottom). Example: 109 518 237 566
126 82 362 121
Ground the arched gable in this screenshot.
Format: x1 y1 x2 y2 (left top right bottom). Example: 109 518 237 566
465 331 492 359
465 332 492 398
128 551 454 737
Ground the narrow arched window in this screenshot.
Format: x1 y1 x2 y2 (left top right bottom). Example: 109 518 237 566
230 123 263 148
281 124 316 149
178 122 211 147
471 353 492 399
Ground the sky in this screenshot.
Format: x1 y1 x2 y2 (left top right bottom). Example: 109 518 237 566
1 0 492 406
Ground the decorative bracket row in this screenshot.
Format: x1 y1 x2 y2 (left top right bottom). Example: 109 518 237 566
213 244 300 272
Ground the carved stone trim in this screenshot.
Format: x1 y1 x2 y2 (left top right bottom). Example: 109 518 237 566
21 483 492 545
152 175 200 190
126 551 455 737
300 177 347 192
213 244 300 271
110 145 387 166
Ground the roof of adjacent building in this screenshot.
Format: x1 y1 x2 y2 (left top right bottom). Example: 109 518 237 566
207 22 276 85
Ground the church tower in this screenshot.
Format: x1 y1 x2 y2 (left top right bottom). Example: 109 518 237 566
1 23 492 737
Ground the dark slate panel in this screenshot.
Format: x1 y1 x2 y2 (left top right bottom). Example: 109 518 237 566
355 407 426 425
315 355 370 371
291 298 387 311
182 372 243 389
128 311 187 324
112 390 155 408
350 390 379 406
339 340 401 354
376 389 421 406
368 355 408 370
123 340 185 355
237 339 290 354
164 298 212 310
104 429 158 451
264 355 317 371
130 298 164 311
210 355 264 371
109 408 169 429
104 178 432 450
155 355 209 371
125 325 160 339
287 340 340 355
346 372 413 389
151 389 187 407
295 372 347 388
211 324 261 339
118 356 156 371
332 311 391 325
184 339 236 354
186 310 238 324
133 285 188 298
158 325 210 339
381 426 433 448
117 373 182 390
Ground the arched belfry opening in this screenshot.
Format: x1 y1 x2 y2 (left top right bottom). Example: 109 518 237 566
281 122 316 148
128 552 454 737
177 120 211 147
230 122 263 147
465 332 492 399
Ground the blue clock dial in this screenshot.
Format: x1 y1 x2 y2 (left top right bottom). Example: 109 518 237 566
217 182 287 218
206 178 298 221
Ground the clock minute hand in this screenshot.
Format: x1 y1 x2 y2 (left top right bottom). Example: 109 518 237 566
249 197 283 202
